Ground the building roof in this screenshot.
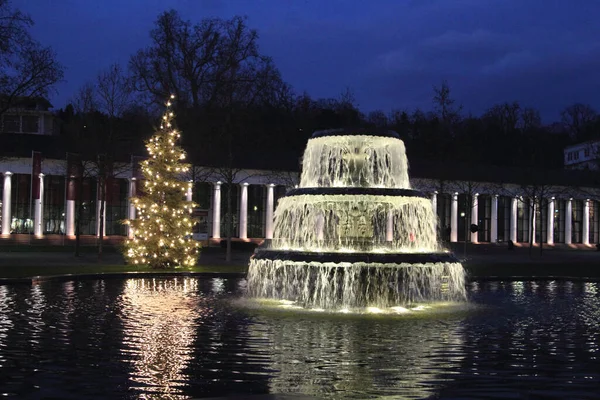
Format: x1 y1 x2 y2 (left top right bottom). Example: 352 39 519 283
564 139 600 151
408 159 600 188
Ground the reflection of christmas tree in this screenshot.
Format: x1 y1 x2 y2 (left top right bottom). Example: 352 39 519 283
125 96 199 268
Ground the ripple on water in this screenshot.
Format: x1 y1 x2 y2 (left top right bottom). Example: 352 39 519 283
0 277 598 399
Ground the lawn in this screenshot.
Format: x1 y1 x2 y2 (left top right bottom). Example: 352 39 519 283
0 264 248 280
464 262 600 279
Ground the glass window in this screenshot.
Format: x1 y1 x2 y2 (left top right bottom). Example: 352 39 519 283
591 201 599 244
43 175 65 234
437 193 451 242
78 178 97 236
248 185 265 238
572 200 583 243
2 115 20 133
477 195 491 242
554 200 565 243
10 174 32 233
220 183 239 238
194 182 211 210
21 116 39 134
517 198 530 242
105 178 128 236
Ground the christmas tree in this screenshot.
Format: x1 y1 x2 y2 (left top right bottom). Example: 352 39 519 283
125 95 199 268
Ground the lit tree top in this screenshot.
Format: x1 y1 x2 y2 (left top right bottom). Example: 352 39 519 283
125 95 199 268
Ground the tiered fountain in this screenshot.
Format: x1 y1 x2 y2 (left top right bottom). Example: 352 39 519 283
247 128 466 311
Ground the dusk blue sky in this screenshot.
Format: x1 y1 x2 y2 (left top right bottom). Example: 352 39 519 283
20 0 600 122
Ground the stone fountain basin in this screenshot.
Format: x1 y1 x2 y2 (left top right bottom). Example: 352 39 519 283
252 248 458 264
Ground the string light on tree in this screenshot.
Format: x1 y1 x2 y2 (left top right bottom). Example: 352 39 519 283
124 95 199 268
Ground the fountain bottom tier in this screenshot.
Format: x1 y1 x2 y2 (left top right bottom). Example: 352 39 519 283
247 250 467 310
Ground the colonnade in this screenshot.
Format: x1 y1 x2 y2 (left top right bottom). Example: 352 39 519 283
209 182 276 240
0 170 597 246
432 192 594 245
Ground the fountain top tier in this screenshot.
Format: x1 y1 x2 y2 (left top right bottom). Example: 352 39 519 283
311 128 400 139
300 130 410 189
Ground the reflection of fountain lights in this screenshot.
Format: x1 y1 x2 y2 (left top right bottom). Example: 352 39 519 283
119 277 202 398
511 281 525 297
584 282 598 295
212 278 225 294
246 310 466 399
258 298 469 316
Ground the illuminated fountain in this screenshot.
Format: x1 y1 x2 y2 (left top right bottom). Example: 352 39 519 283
247 128 466 311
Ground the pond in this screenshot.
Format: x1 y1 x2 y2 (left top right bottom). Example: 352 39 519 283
0 277 599 399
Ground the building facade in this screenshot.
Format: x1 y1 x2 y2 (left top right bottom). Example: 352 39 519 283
564 140 600 170
1 155 599 246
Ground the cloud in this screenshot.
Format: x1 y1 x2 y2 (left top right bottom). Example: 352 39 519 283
19 0 600 122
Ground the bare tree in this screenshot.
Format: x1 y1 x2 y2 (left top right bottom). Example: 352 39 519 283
67 64 133 259
520 107 542 131
561 103 597 139
483 102 521 134
507 182 556 256
0 0 63 116
432 80 462 127
130 10 286 262
93 64 133 260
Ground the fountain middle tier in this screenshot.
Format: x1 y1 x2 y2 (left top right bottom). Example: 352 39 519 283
272 191 439 253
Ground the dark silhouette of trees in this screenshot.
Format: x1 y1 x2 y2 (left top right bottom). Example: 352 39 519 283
0 0 64 116
561 103 597 141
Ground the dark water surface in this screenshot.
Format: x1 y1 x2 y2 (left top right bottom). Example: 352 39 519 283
0 277 599 399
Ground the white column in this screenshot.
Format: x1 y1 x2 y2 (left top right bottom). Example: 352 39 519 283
386 211 394 242
510 197 518 242
1 172 12 235
212 181 221 239
127 179 136 239
239 182 248 240
547 197 555 244
265 184 275 240
96 201 106 237
565 198 573 245
529 200 536 244
66 201 75 237
431 191 437 213
490 195 498 243
583 199 590 245
34 173 44 236
96 182 106 237
450 192 458 242
471 193 479 243
186 181 193 202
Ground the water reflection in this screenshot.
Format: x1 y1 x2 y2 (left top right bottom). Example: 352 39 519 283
0 278 599 399
246 313 465 399
436 280 600 399
119 277 200 398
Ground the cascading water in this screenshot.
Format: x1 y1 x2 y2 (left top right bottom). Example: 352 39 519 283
247 128 466 311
